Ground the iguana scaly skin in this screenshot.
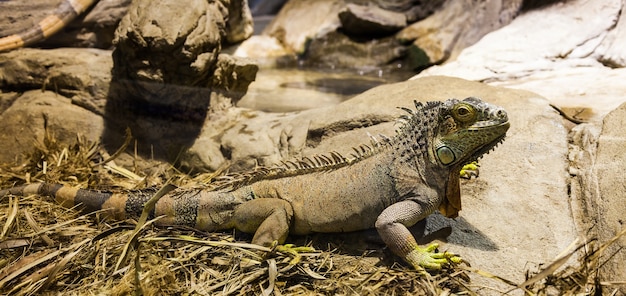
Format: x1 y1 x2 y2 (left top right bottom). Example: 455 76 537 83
0 97 510 271
0 0 97 52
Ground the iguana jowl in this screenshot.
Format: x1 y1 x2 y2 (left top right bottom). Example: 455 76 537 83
0 97 510 270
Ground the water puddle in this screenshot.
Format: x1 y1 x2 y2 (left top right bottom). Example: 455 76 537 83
239 67 413 112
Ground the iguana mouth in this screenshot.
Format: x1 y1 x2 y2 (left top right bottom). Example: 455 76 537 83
467 121 510 132
468 121 510 162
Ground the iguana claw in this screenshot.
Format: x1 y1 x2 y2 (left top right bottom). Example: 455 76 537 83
460 161 480 179
270 242 316 265
405 243 463 271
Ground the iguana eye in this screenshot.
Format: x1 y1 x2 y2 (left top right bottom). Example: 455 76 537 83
453 103 476 122
437 146 456 165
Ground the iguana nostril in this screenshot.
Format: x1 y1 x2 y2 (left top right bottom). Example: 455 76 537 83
496 109 508 120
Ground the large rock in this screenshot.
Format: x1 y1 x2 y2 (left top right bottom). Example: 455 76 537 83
569 104 626 291
414 0 626 289
111 0 245 113
0 48 112 116
223 0 254 44
0 48 111 164
338 3 407 36
0 91 105 163
184 76 578 291
595 0 626 67
397 0 524 67
110 0 255 93
588 106 626 289
263 0 343 54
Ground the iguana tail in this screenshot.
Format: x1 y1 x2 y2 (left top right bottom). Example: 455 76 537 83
0 183 156 221
0 0 97 52
0 183 240 231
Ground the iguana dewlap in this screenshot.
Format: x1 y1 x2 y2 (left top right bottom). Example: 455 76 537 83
0 0 97 52
0 97 510 271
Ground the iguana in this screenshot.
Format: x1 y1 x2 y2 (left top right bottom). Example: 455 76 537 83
0 97 510 271
0 0 97 52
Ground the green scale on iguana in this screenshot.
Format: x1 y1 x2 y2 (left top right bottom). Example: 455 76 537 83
0 97 510 271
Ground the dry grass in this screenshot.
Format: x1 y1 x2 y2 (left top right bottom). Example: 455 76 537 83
0 132 624 295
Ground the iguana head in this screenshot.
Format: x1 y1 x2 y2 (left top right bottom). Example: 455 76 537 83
394 97 509 218
432 97 509 167
395 97 509 169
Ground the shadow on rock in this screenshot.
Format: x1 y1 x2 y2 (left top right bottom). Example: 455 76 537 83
419 214 499 252
101 0 257 164
102 78 213 161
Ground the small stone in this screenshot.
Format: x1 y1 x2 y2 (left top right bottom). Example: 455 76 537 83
338 3 407 36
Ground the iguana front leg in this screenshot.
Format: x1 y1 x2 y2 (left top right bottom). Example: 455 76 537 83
460 161 480 179
375 200 462 271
